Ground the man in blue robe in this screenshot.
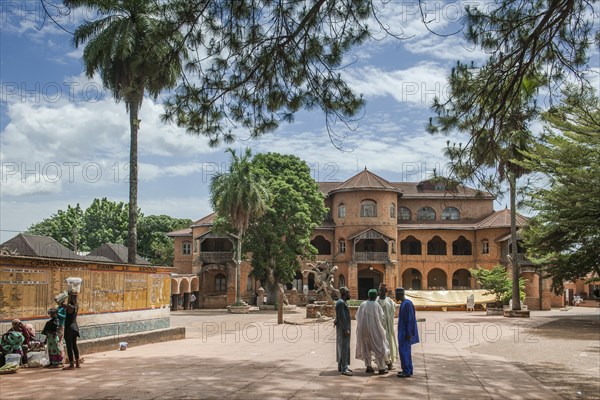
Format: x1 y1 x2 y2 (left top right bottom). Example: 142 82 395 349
395 287 419 377
334 286 352 376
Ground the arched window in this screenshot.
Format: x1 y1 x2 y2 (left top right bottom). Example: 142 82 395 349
401 236 422 255
338 239 346 254
215 273 227 292
338 203 346 218
452 236 472 255
338 274 346 288
481 239 490 254
389 203 396 218
417 206 436 221
311 235 331 255
441 207 460 220
360 200 377 217
427 236 447 255
398 207 411 221
182 241 191 255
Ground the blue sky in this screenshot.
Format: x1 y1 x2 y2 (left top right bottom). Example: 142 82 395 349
1 1 598 243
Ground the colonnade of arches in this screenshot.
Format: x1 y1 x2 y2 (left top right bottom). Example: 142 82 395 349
170 275 200 310
400 235 474 256
400 268 473 290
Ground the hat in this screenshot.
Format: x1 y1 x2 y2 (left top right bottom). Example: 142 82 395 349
339 286 349 295
395 287 405 293
379 283 387 290
48 308 57 315
368 289 378 300
54 292 68 304
11 318 21 325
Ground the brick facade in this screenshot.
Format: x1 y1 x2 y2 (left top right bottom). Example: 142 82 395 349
169 169 552 310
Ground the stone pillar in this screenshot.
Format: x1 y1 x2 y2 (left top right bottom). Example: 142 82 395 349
446 271 453 291
348 262 358 299
540 276 553 311
171 293 179 311
385 263 396 291
257 287 265 306
522 271 538 310
183 292 190 310
227 263 236 305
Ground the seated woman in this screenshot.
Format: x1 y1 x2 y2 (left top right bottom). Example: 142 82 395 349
1 321 26 365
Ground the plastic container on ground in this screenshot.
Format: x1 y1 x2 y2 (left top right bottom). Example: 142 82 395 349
5 354 21 366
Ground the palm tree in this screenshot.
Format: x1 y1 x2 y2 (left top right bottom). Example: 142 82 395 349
429 65 540 311
65 0 185 263
210 148 269 305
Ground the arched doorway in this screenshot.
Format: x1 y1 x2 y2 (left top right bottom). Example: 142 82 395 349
357 268 382 300
452 269 471 289
401 268 422 290
427 268 448 290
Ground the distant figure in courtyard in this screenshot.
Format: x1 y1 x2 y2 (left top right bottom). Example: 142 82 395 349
190 293 197 309
377 283 398 370
42 308 63 368
355 289 389 375
396 287 419 378
334 286 352 376
63 292 81 369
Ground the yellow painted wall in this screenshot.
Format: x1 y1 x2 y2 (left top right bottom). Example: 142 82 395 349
1 255 172 321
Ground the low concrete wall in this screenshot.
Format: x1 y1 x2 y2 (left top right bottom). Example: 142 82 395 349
1 308 172 341
79 326 185 354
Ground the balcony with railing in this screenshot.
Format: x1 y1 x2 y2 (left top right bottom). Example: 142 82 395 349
198 251 233 264
354 251 389 262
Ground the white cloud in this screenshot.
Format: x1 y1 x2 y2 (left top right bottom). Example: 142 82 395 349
342 62 450 105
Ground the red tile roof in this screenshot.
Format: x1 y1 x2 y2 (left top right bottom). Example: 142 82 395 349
327 168 403 194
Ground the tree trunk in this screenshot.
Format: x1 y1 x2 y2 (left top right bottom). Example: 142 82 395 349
265 270 278 305
510 173 521 311
236 235 242 304
127 102 139 264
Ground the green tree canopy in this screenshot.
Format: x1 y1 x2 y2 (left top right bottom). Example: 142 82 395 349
471 265 526 306
27 204 85 251
26 198 188 266
84 198 130 250
519 86 600 292
244 153 327 303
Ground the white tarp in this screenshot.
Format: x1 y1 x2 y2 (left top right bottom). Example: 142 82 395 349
405 290 495 307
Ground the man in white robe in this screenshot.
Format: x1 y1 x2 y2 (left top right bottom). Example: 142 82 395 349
355 289 390 374
377 283 398 370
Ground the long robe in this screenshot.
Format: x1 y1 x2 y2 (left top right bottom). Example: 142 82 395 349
334 299 351 372
397 298 419 375
355 300 389 368
377 296 398 364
